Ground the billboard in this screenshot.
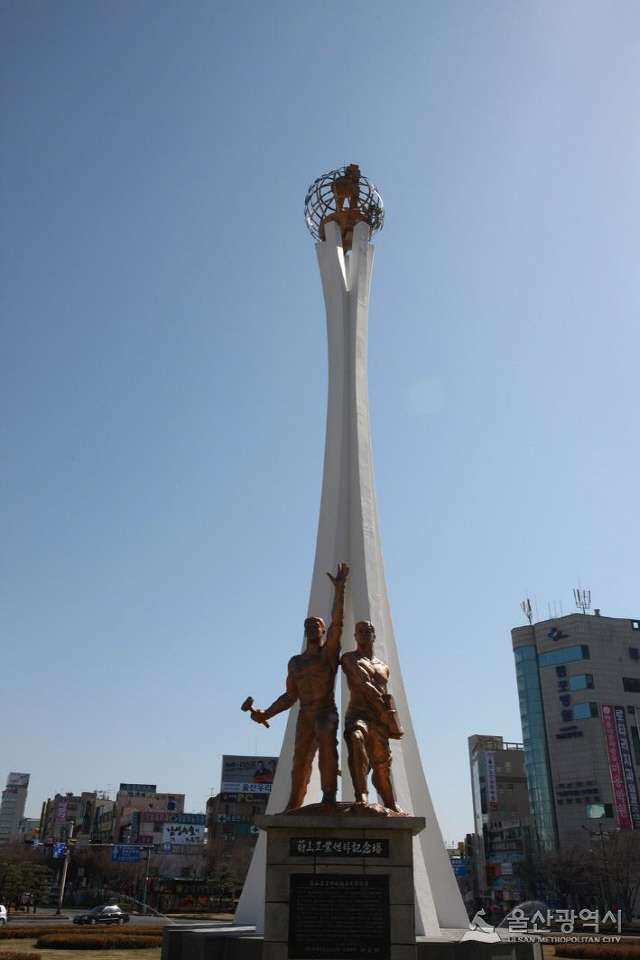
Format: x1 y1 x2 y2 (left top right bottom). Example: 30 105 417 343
162 822 205 846
119 783 157 794
220 755 278 793
7 773 30 788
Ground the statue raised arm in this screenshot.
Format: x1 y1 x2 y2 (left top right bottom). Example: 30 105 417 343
242 562 349 810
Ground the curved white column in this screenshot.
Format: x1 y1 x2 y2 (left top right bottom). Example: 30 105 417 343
236 220 468 935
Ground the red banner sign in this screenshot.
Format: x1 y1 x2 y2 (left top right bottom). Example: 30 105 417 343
601 705 632 830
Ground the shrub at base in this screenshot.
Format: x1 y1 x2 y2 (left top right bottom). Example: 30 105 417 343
0 926 157 940
35 935 162 950
1 954 41 960
556 946 640 960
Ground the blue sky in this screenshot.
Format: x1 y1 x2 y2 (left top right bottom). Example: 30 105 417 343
2 0 639 842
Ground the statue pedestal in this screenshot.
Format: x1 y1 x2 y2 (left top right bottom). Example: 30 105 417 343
161 812 543 960
257 811 425 960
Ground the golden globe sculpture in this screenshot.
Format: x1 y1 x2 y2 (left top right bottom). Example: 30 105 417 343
304 163 384 252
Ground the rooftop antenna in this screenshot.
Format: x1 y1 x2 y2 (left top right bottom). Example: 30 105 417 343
574 588 591 614
521 598 533 624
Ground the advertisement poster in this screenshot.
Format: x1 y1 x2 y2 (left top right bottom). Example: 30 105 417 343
220 755 278 793
613 705 640 828
162 823 205 846
601 705 632 830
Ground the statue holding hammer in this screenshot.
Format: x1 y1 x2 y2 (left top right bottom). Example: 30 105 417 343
242 563 349 809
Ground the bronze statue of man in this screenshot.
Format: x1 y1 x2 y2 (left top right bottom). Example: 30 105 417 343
341 620 404 812
248 563 349 809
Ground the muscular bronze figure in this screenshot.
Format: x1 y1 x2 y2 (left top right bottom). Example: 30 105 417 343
341 620 404 813
248 563 349 810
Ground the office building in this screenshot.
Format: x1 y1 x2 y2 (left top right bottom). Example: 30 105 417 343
39 791 97 843
114 782 184 842
468 736 532 911
0 773 30 845
512 610 640 851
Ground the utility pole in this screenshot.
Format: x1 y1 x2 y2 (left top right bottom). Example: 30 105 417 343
55 822 74 915
140 846 152 915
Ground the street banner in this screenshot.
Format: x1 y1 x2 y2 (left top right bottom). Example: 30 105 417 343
601 705 632 829
613 705 640 828
485 750 498 810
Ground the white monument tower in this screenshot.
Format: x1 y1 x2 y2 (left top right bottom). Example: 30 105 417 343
236 166 468 936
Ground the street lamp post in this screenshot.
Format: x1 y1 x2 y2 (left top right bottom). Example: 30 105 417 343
140 846 152 915
55 822 74 915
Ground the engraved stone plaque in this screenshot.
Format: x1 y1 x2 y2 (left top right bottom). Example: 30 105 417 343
289 838 389 858
288 873 390 959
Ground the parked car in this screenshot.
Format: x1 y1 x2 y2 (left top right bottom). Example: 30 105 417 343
73 905 130 925
0 904 7 926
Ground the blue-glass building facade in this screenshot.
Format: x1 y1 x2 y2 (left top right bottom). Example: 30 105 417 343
512 613 640 850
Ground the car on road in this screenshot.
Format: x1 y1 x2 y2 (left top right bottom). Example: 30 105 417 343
73 905 130 926
0 905 7 925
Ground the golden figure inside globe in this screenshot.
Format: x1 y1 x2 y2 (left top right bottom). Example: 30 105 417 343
341 620 405 813
319 164 369 251
331 163 361 212
244 563 349 810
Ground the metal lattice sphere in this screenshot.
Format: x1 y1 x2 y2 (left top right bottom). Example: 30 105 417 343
304 164 384 250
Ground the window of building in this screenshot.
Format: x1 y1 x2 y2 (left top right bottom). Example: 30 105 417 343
539 645 590 668
569 674 594 691
572 702 599 720
631 621 640 631
586 803 614 819
623 677 640 693
631 726 640 765
153 823 162 834
630 648 640 660
504 761 512 772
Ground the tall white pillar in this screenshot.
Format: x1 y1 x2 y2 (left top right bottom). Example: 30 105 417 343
236 219 468 935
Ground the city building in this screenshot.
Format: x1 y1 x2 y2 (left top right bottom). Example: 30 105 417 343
206 792 266 843
468 735 533 912
92 796 115 844
114 783 185 842
206 755 276 845
18 817 40 842
39 791 97 843
512 610 640 851
0 773 30 844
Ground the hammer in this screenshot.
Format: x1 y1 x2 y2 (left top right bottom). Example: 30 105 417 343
241 696 270 728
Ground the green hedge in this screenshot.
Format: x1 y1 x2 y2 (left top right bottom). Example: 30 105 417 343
556 946 640 960
0 953 41 960
35 934 162 950
0 926 158 939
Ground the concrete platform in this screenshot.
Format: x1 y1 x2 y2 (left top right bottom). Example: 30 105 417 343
161 925 542 960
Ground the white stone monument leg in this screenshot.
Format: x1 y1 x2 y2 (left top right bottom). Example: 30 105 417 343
236 219 468 935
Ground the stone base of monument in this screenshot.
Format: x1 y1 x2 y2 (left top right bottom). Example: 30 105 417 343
257 811 422 960
161 812 542 960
